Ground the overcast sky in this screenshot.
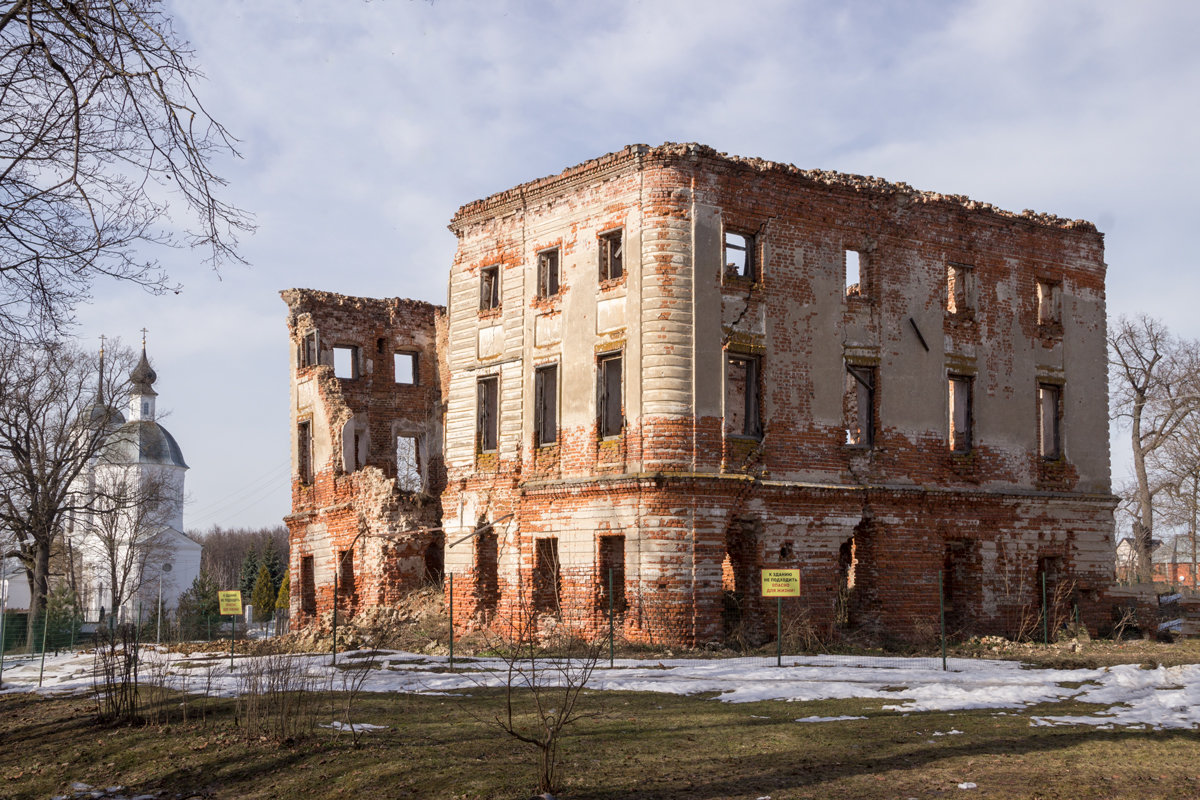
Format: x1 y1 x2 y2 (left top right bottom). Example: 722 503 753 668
73 0 1200 533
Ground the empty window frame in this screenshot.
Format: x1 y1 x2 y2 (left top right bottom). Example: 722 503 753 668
533 537 561 613
599 229 624 281
338 550 355 597
845 364 875 447
300 556 315 615
725 354 762 439
534 363 558 447
298 420 313 484
724 230 756 280
536 248 560 298
597 352 623 438
948 375 973 452
947 263 975 314
477 376 499 452
300 330 318 367
1038 383 1062 459
396 434 422 492
845 250 863 297
598 534 627 613
395 351 417 384
332 345 359 379
1037 280 1061 324
475 527 498 615
479 264 501 311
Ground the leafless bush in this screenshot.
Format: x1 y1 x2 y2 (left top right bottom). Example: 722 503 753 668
476 597 602 795
139 649 174 725
335 650 381 747
234 653 319 740
93 624 140 723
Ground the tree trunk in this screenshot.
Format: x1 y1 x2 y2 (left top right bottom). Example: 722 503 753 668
26 540 50 650
1131 406 1155 582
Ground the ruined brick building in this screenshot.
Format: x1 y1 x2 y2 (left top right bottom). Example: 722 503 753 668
284 143 1116 645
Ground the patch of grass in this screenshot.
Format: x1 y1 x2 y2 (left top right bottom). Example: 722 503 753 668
4 687 1200 799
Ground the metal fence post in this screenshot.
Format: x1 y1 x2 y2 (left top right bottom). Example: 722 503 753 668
939 570 947 672
608 568 614 669
1042 571 1049 645
37 614 48 687
776 596 783 668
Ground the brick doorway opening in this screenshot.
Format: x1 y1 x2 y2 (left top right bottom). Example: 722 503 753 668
722 518 764 646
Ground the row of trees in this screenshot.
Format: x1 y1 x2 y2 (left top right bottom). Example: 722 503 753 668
1110 315 1200 583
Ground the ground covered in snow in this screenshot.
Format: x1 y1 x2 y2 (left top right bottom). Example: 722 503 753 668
4 646 1200 731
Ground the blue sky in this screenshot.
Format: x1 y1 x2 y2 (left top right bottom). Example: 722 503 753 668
74 0 1200 531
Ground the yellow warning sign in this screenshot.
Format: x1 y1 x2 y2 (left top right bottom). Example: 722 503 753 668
761 569 801 597
218 591 244 616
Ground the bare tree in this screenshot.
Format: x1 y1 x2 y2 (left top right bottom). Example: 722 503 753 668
0 0 251 338
1149 414 1200 590
1109 315 1200 581
0 339 134 641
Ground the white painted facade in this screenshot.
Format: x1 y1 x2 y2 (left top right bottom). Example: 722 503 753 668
73 348 200 622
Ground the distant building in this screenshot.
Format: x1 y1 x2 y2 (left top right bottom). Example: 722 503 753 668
72 343 201 623
0 556 29 611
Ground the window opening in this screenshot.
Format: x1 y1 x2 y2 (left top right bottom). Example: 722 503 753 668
534 363 558 446
395 435 422 492
338 550 355 598
423 533 445 585
395 351 417 384
835 534 857 628
533 537 561 614
599 229 624 281
352 429 363 471
477 376 499 452
598 534 627 613
948 263 974 314
948 375 973 452
845 250 862 297
301 331 318 367
724 231 755 280
845 364 875 447
537 248 560 298
480 264 500 310
1037 280 1061 324
376 337 386 354
333 345 359 379
943 540 976 634
725 354 762 439
598 353 623 438
298 420 313 485
475 525 498 616
300 555 315 615
722 518 762 644
1038 383 1062 459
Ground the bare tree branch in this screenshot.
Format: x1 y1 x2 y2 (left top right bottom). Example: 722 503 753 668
0 0 252 339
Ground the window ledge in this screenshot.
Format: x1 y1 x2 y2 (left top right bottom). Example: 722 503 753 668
600 275 627 292
478 307 502 321
722 274 760 291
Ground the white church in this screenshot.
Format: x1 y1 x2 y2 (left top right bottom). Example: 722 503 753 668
73 342 201 623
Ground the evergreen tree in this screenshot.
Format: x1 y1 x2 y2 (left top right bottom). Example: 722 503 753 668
260 544 284 592
43 583 81 650
251 564 275 624
275 571 290 611
238 549 260 605
176 571 220 639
